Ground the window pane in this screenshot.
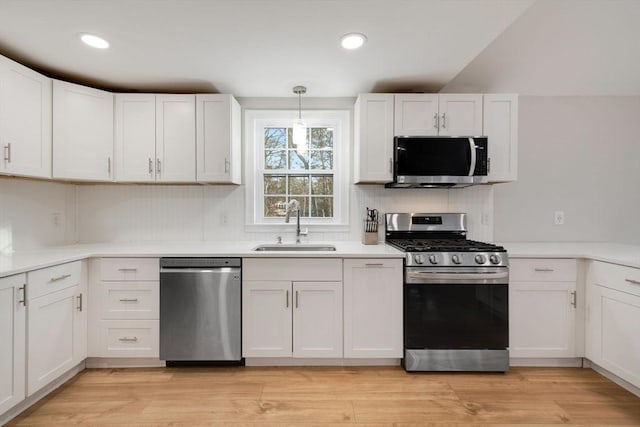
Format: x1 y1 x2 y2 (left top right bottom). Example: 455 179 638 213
310 128 333 150
265 150 286 169
310 150 333 170
289 150 309 170
311 197 333 217
264 196 287 217
265 128 287 149
288 175 309 195
264 175 286 194
311 175 333 195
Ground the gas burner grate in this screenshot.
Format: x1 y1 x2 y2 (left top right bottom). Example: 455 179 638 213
386 238 504 252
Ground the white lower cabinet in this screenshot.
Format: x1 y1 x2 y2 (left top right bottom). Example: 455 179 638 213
509 259 578 359
0 274 26 414
242 258 343 358
343 259 403 358
586 261 640 388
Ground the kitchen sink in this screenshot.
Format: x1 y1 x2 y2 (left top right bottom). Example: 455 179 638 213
253 244 337 251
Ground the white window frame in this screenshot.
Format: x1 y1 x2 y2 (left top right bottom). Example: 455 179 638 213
245 109 350 231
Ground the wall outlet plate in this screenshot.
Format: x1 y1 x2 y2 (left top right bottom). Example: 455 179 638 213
554 210 565 225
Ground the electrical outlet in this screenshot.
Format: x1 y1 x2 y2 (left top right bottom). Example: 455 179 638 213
481 211 490 226
554 210 565 225
52 212 62 227
221 213 228 225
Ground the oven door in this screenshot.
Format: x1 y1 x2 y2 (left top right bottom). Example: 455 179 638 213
404 268 509 350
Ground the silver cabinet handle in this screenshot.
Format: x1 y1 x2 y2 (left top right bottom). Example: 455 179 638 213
570 291 576 308
433 113 439 129
441 113 446 129
295 290 299 309
18 284 27 306
625 279 640 286
107 157 112 175
119 298 139 303
118 268 138 272
118 337 138 342
77 293 83 312
224 158 230 173
388 158 392 173
285 290 289 308
534 268 554 272
148 158 153 174
50 274 71 282
156 158 161 175
365 263 384 267
3 143 10 162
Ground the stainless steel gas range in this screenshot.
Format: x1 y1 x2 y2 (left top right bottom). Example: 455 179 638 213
385 213 509 372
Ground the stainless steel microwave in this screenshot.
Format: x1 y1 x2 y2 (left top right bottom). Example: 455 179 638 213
385 136 488 188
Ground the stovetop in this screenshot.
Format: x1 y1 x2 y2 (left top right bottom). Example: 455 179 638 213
386 238 505 253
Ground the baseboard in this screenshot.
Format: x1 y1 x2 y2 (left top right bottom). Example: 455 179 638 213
85 357 165 368
0 361 85 426
510 357 583 367
245 358 401 367
589 361 640 398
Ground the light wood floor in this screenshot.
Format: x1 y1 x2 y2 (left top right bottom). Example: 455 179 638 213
7 366 640 426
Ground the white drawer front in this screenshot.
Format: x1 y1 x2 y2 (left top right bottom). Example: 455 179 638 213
100 282 159 319
510 258 577 282
99 320 159 357
28 261 82 299
243 258 342 281
592 261 640 297
101 258 159 281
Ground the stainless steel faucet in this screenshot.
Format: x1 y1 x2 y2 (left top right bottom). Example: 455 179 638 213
285 199 308 243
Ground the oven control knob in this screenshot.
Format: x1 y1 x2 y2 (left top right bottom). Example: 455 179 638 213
428 255 438 264
413 254 425 265
489 254 502 265
451 254 461 264
475 254 487 264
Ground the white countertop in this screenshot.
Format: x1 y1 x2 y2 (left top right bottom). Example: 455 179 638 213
0 241 404 278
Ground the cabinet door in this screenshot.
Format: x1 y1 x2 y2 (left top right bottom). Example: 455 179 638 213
343 259 403 358
0 274 26 414
292 282 342 358
52 80 113 181
114 93 156 182
0 55 52 178
438 94 483 136
509 282 576 358
196 94 241 183
28 286 77 396
597 286 640 388
484 94 518 182
155 95 196 182
242 281 292 357
353 94 394 183
394 94 439 136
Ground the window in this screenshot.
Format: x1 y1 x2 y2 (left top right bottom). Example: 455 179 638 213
245 110 349 228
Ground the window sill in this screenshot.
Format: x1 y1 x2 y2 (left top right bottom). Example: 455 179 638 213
244 223 350 233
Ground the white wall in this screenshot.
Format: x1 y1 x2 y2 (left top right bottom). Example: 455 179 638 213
494 96 640 243
0 177 76 253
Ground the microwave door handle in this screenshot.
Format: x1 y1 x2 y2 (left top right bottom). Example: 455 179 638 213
468 138 477 176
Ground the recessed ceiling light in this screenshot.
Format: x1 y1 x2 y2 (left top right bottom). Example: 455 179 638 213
340 33 367 50
80 33 110 49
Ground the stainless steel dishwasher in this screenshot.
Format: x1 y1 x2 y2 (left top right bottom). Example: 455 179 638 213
159 258 242 364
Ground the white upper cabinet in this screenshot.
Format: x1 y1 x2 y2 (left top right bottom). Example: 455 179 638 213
196 94 241 184
52 80 114 181
394 94 483 136
354 94 394 183
483 94 518 182
115 94 196 182
0 55 52 178
155 95 196 182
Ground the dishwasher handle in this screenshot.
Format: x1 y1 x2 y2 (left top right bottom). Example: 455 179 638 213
160 267 241 273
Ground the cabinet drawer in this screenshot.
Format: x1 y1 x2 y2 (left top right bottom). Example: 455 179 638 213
510 259 577 282
592 261 640 297
27 261 81 300
98 320 159 357
101 258 159 281
100 282 159 319
244 258 342 281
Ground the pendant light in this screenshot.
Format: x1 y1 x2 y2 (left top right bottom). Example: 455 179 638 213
292 86 307 151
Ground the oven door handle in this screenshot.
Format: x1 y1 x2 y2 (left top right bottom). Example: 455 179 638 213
407 271 509 281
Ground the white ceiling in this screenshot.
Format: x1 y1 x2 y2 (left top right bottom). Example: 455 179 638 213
0 0 534 97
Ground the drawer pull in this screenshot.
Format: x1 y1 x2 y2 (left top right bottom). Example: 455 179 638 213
365 263 384 267
534 268 554 272
118 268 138 272
118 337 139 343
625 279 640 286
50 274 72 282
119 298 139 303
